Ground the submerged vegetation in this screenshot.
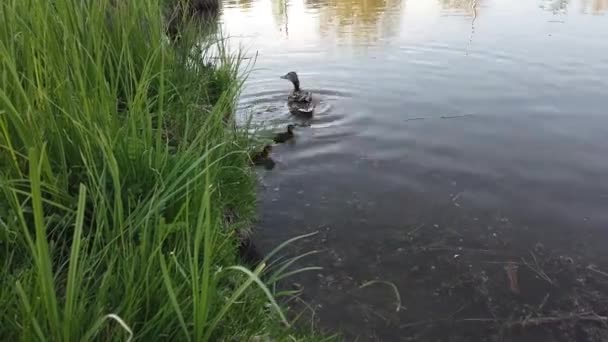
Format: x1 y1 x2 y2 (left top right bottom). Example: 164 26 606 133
0 0 331 340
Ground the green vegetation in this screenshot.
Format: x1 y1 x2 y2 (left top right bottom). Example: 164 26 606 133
0 0 333 340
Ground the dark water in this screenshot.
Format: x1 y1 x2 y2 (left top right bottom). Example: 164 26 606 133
221 0 608 340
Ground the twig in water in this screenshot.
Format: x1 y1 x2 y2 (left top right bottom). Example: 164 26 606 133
362 304 391 324
441 114 475 119
587 264 608 278
451 192 463 207
480 261 524 265
524 293 550 322
511 312 608 328
405 223 425 236
292 296 318 332
521 252 554 285
359 280 403 312
426 246 506 255
401 312 608 331
400 319 438 329
461 312 608 328
538 293 550 311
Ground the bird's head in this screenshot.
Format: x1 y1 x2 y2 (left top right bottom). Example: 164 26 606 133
262 145 273 155
280 72 300 91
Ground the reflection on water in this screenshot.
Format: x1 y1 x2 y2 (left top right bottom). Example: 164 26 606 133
580 0 608 13
224 0 253 10
304 0 328 9
272 0 289 36
539 0 608 14
314 0 404 43
221 0 608 340
439 0 480 15
220 0 605 49
540 0 569 14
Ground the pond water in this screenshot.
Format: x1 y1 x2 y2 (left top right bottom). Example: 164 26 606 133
220 0 608 340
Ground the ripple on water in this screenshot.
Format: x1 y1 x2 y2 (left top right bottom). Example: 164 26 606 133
237 83 359 148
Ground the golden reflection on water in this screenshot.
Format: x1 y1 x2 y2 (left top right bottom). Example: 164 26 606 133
439 0 480 15
221 0 482 46
221 0 605 48
580 0 608 13
538 0 608 14
271 0 289 36
313 0 405 43
304 0 328 9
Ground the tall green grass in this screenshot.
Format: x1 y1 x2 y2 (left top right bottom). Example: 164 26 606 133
0 0 332 340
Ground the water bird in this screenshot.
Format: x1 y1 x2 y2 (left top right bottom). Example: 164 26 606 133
250 145 275 170
280 71 314 116
251 145 272 164
273 124 295 143
236 232 264 267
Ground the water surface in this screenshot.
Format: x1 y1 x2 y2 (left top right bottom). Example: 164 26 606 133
220 0 608 339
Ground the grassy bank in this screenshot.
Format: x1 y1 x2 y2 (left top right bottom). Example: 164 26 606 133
0 0 328 340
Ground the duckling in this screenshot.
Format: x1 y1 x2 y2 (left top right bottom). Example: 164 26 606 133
250 145 276 170
236 231 264 267
280 72 314 116
273 124 295 143
250 145 272 164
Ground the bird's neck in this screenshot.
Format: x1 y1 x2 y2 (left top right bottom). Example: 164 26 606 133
292 80 300 92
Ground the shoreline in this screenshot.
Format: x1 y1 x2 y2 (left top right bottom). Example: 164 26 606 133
0 1 327 341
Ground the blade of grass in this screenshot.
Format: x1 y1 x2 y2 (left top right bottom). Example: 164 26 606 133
159 253 191 341
203 263 290 341
63 184 87 341
15 281 46 342
28 145 61 335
